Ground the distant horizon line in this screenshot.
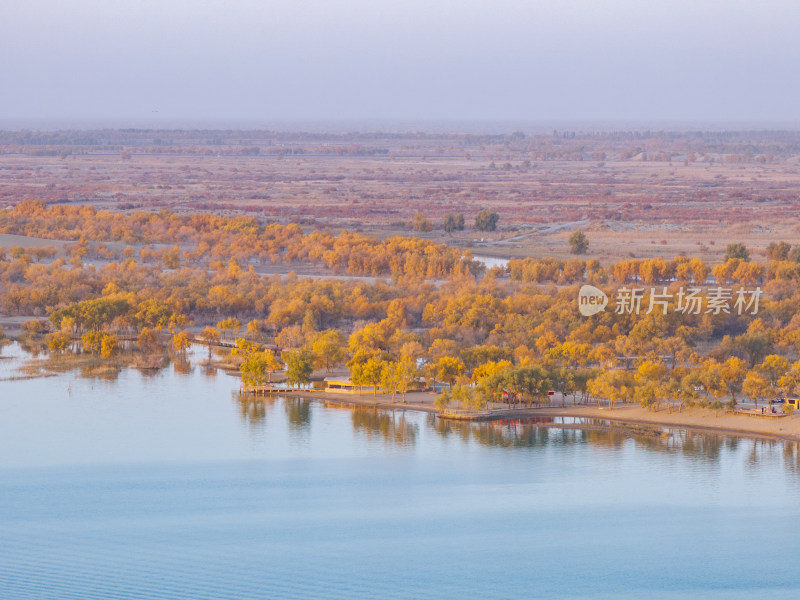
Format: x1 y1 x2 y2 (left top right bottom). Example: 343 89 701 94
2 117 800 135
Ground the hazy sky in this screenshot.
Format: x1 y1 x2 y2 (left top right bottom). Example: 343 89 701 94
2 0 799 125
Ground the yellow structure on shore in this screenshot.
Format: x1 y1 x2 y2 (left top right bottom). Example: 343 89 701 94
324 377 375 394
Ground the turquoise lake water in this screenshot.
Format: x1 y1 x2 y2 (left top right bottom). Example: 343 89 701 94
2 344 800 599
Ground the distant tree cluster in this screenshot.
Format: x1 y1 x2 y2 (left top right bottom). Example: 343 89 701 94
0 201 482 280
725 243 750 261
568 231 589 254
766 241 800 262
443 213 465 233
412 212 433 232
474 210 499 232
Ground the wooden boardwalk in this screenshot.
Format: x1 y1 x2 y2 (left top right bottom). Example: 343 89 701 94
190 336 281 350
65 333 279 351
239 384 319 395
727 408 787 418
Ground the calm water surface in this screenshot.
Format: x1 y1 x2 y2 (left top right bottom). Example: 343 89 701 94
2 344 800 599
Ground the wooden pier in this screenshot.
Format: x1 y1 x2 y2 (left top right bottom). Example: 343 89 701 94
239 384 320 395
727 408 788 418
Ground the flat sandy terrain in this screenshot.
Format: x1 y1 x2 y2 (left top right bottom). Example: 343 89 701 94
0 233 68 250
3 129 800 264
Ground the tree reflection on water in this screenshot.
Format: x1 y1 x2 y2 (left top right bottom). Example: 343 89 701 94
228 396 799 473
351 407 418 446
427 414 793 467
783 443 800 476
284 398 312 431
172 357 192 375
236 393 270 429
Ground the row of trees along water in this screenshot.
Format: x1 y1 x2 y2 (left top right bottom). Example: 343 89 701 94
2 203 800 411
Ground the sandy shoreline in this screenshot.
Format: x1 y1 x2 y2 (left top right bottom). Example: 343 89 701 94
6 342 798 442
274 389 800 442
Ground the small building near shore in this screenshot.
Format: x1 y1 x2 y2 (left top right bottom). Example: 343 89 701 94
324 377 375 394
